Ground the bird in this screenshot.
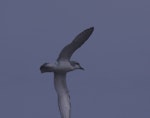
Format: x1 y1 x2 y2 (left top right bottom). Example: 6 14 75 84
40 27 94 118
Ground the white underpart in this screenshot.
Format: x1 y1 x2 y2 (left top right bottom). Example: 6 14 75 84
54 73 71 118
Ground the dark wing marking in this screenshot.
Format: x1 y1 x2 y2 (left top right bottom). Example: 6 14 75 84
57 27 94 61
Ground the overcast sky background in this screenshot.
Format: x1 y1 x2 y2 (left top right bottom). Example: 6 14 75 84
1 0 150 118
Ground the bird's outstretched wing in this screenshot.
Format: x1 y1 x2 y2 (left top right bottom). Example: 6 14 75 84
54 73 71 118
57 27 94 61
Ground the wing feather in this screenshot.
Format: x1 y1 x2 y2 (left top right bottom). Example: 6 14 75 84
57 27 94 61
54 73 71 118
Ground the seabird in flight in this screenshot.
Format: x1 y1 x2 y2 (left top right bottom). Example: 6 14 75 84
40 27 94 118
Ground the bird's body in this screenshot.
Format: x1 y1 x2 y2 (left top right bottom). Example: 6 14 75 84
41 61 79 73
40 27 94 118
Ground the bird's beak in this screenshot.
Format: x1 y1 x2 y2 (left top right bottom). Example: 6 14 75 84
79 66 84 70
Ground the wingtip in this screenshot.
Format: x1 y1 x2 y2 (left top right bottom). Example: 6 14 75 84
89 26 94 30
80 27 94 34
87 27 94 32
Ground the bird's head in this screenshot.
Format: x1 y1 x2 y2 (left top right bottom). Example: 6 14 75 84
40 63 54 73
70 61 84 70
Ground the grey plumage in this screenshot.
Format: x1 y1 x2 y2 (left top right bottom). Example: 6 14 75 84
57 27 94 61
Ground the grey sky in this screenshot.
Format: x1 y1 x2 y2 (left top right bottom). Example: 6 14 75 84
0 0 150 118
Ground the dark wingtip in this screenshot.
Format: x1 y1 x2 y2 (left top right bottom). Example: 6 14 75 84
89 27 94 31
90 26 94 29
86 27 94 34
